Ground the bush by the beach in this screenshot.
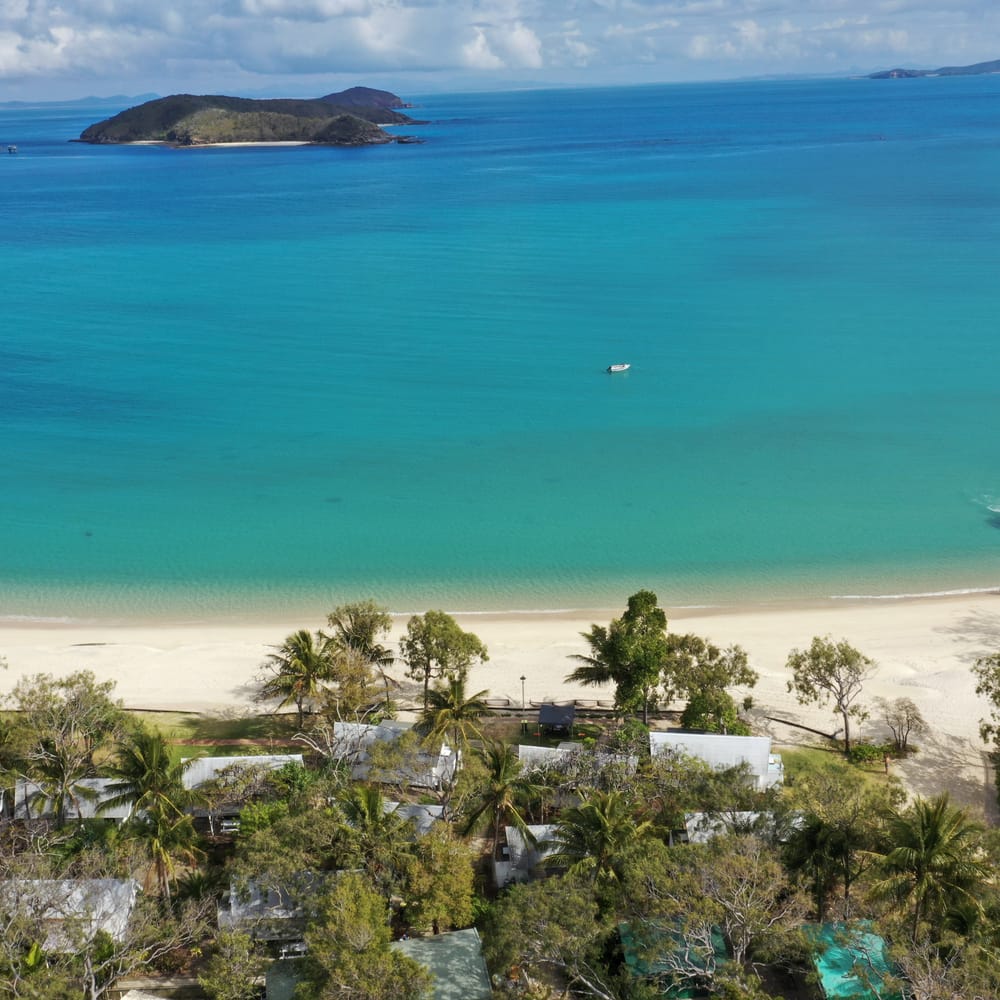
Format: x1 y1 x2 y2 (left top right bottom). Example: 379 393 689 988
846 741 895 765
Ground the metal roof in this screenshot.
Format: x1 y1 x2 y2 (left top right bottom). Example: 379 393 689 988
13 778 133 822
181 754 303 790
1 878 140 950
392 928 492 1000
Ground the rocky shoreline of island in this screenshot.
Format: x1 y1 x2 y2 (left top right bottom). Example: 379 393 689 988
77 85 426 147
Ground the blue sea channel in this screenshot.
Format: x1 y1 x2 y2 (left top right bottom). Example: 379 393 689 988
1 78 999 620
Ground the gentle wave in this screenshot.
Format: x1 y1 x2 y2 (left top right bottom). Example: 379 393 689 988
830 586 1000 601
0 614 84 624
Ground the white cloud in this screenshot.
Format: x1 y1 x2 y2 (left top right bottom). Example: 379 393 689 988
239 0 372 17
493 20 544 67
1 0 999 96
462 26 505 69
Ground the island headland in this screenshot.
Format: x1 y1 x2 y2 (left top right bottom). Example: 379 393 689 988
78 85 424 147
868 56 1000 79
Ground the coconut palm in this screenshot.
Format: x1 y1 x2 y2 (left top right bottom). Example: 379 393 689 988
462 740 544 856
101 728 202 903
544 789 654 882
22 755 99 829
338 785 412 898
100 728 192 821
326 600 395 670
420 676 489 753
325 600 399 711
259 629 338 728
567 591 669 724
129 807 203 904
869 794 989 939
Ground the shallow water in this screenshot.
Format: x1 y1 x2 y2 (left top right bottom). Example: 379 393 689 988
1 80 999 619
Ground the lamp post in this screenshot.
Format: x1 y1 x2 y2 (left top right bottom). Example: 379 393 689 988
520 675 526 711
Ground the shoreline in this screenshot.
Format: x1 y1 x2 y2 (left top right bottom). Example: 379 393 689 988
0 585 1000 624
1 590 997 817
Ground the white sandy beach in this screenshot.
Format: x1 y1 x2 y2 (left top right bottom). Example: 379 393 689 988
1 593 998 817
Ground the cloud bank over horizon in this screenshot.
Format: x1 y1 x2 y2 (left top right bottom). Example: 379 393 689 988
1 0 999 100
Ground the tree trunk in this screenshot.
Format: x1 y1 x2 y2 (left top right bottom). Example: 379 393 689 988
842 709 852 753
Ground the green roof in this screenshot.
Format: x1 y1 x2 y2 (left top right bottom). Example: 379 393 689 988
392 927 492 1000
807 923 903 1000
619 921 728 998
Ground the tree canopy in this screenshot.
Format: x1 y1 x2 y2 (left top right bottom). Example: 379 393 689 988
786 636 875 753
567 589 670 724
399 610 488 711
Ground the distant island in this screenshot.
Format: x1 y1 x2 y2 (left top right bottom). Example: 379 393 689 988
78 86 424 147
868 57 1000 79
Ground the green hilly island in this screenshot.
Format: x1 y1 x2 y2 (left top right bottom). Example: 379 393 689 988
79 86 422 146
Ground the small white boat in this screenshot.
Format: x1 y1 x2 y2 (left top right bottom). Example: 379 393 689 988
6 145 17 154
606 363 630 373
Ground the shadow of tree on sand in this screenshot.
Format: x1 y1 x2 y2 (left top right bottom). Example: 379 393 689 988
936 607 1000 665
893 729 998 825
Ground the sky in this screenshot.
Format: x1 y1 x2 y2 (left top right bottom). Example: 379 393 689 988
1 1 999 102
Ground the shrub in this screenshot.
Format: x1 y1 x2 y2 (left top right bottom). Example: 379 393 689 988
847 741 894 765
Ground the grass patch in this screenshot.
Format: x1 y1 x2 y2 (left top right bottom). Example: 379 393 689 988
477 716 610 748
780 745 895 789
129 710 297 741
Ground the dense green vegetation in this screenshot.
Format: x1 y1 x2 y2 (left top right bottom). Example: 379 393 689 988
78 86 419 146
1 593 999 998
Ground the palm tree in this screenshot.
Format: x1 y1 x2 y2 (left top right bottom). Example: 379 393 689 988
420 677 489 753
23 752 99 828
259 629 337 728
544 789 654 882
101 728 202 903
462 740 544 857
869 794 989 939
129 808 203 904
337 785 412 898
100 728 192 821
566 591 668 724
326 600 395 669
325 600 398 711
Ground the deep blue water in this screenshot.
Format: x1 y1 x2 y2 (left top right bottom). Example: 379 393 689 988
2 79 999 619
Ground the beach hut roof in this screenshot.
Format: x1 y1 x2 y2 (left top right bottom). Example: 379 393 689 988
383 801 445 838
392 927 492 1000
0 878 140 951
807 922 903 999
649 731 783 789
13 778 133 822
181 754 303 790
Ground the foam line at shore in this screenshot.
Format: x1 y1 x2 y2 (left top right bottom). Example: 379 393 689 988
830 586 1000 601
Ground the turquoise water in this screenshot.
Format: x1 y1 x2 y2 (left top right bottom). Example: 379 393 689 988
2 79 999 620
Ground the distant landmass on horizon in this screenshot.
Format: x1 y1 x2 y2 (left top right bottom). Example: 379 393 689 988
78 86 423 147
868 57 1000 79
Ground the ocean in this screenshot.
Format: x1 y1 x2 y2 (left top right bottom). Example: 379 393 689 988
2 78 999 620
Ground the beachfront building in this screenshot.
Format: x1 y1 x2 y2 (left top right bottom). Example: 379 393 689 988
517 743 638 776
516 742 639 806
649 732 783 791
181 753 304 831
682 811 802 845
392 927 493 1000
330 721 460 790
383 801 445 838
493 823 559 889
12 777 134 824
0 878 140 951
217 875 320 944
806 923 903 1000
181 753 305 793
